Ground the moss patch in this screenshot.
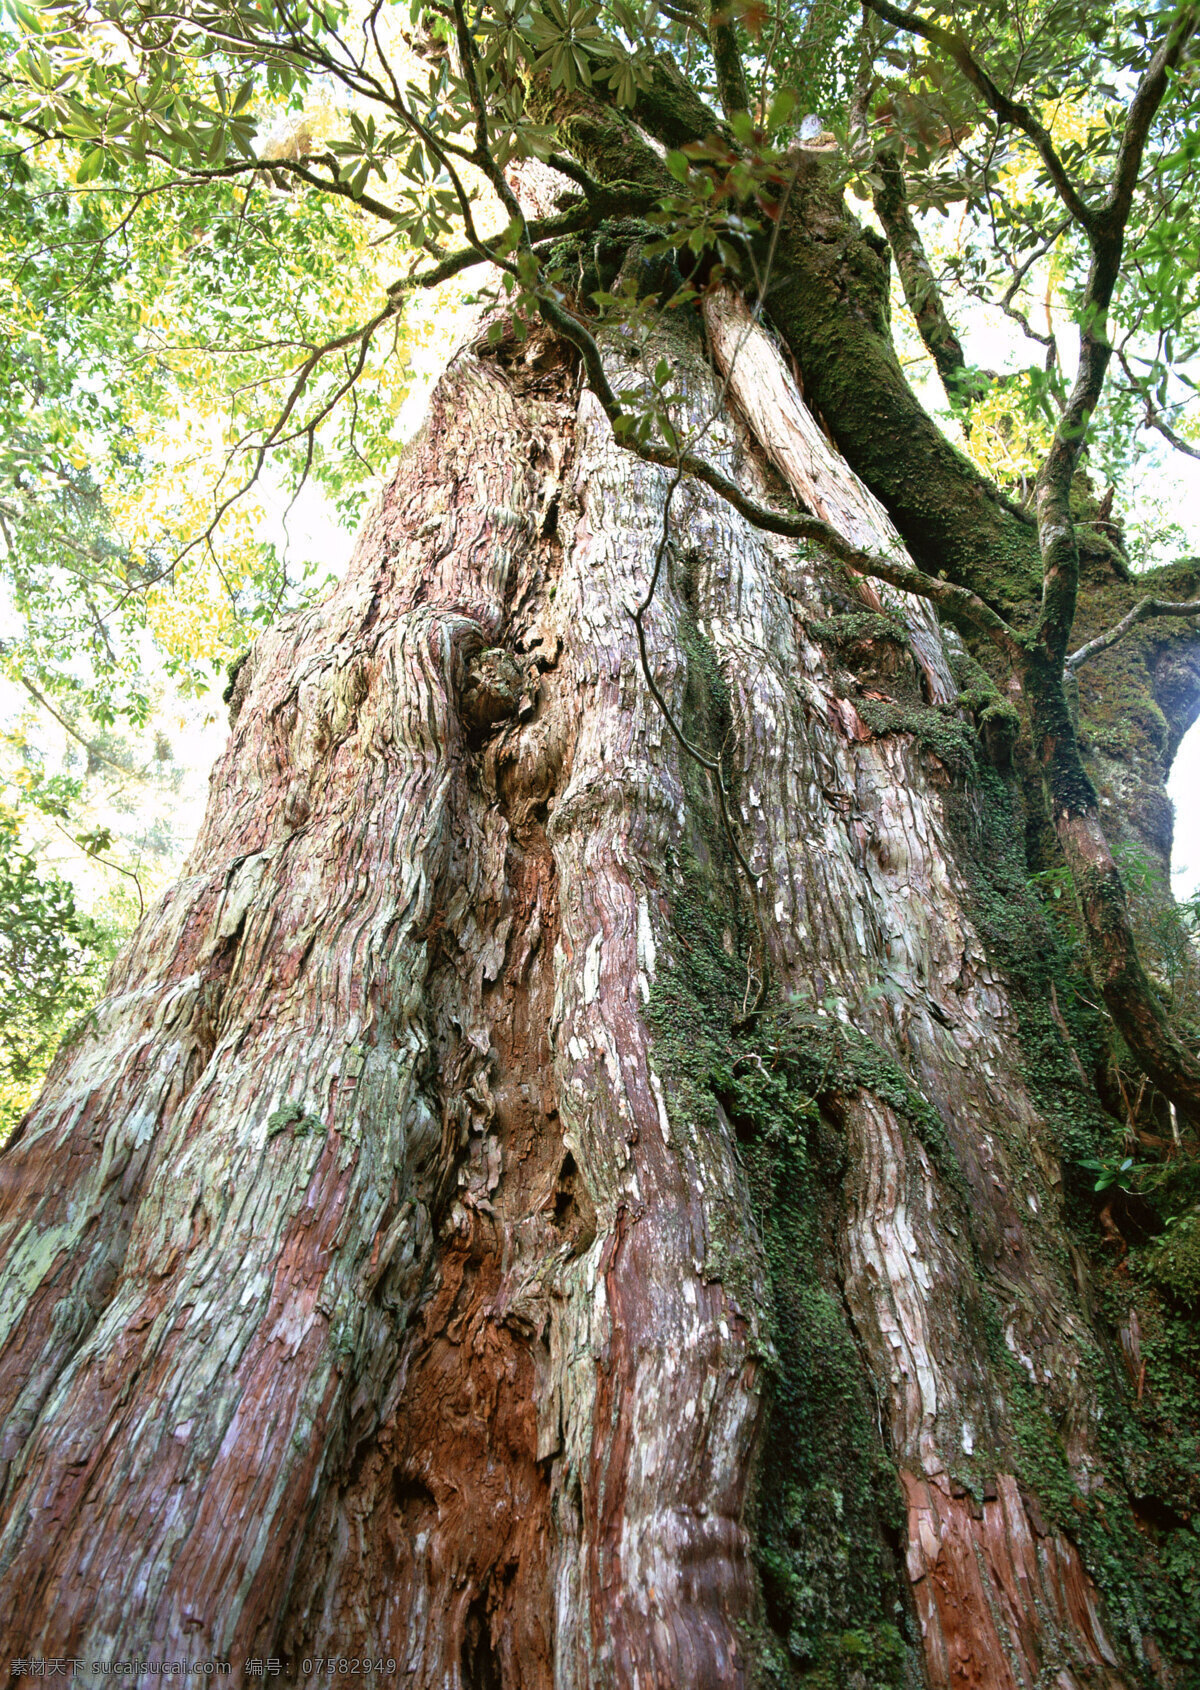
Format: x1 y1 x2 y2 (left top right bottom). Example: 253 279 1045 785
265 1100 327 1140
854 695 979 777
645 855 915 1687
945 756 1200 1684
1140 1210 1200 1304
809 610 910 653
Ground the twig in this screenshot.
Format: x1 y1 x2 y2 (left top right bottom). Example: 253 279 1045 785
18 675 142 782
1115 346 1200 461
1066 595 1200 671
50 817 144 920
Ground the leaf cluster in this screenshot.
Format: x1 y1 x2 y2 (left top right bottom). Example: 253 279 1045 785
0 811 116 1135
856 1 1200 488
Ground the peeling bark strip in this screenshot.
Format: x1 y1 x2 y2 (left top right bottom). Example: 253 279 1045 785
702 286 956 704
0 305 1167 1685
902 1473 1120 1690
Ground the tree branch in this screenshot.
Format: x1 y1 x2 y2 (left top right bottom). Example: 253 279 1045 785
260 154 403 224
1033 5 1198 664
1066 596 1200 672
1134 402 1200 461
872 149 980 408
629 51 722 150
450 0 525 230
860 0 1097 233
17 675 141 782
707 3 751 118
1115 346 1200 461
1106 3 1200 232
385 192 648 297
545 151 604 195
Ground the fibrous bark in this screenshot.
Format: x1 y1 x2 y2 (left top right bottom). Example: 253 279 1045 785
0 287 1196 1689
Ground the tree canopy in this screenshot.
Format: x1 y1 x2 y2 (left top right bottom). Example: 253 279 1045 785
2 0 1197 654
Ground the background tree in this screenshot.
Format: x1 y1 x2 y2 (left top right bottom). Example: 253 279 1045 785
1 0 1200 1684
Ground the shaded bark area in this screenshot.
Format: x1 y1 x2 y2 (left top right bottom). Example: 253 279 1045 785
1071 545 1200 876
278 778 569 1679
0 290 1196 1690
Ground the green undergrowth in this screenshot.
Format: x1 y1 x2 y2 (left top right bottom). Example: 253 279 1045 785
264 1100 327 1140
1140 1204 1200 1305
946 646 1022 763
808 610 909 653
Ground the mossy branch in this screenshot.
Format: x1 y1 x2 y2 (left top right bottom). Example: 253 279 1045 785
1066 597 1200 673
871 149 982 411
707 1 751 120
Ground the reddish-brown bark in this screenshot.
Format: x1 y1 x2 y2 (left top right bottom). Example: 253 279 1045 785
0 302 1193 1688
902 1473 1122 1689
281 819 564 1681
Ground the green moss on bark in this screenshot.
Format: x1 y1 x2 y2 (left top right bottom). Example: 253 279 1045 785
644 871 914 1689
809 611 909 651
763 175 1042 621
639 616 915 1687
854 696 979 777
945 756 1200 1685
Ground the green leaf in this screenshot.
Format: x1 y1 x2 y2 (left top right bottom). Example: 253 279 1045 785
8 0 42 33
767 87 798 132
74 147 105 184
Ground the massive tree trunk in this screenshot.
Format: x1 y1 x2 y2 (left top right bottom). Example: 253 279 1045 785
0 279 1198 1689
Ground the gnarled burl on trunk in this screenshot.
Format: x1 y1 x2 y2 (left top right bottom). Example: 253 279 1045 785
0 288 1198 1689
